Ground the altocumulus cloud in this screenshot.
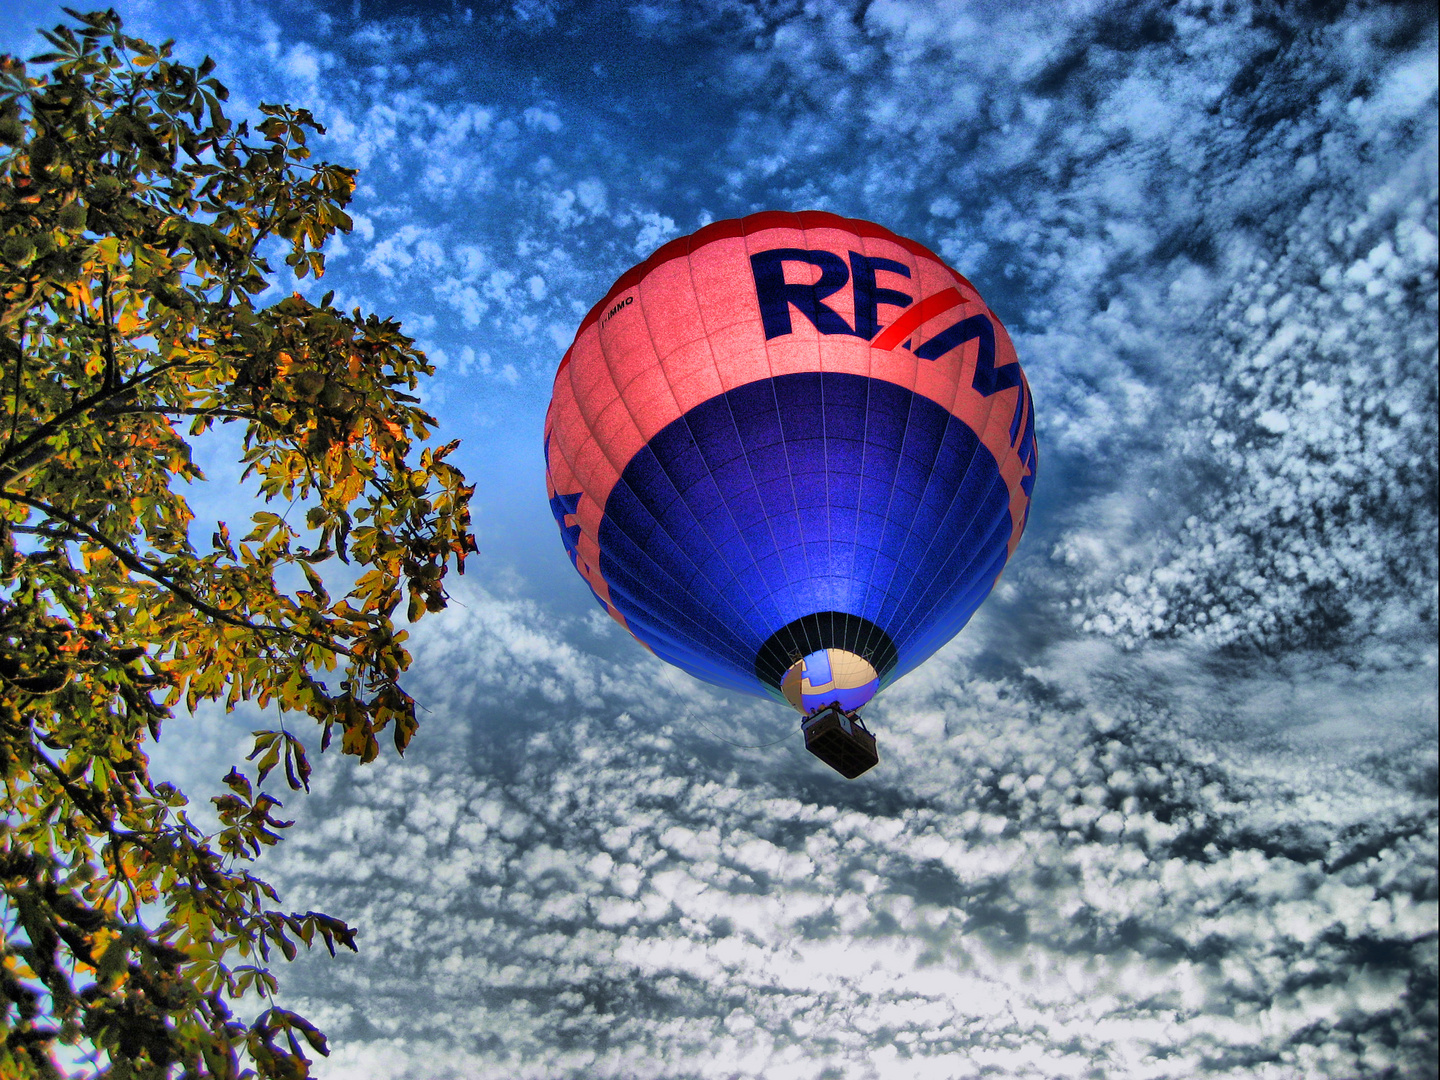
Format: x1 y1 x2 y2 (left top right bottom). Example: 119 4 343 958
248 583 1437 1080
242 3 1438 1076
5 0 1431 1076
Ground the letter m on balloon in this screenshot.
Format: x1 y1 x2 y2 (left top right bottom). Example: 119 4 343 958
914 307 1032 456
916 313 1019 396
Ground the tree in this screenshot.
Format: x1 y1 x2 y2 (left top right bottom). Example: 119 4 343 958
0 10 475 1076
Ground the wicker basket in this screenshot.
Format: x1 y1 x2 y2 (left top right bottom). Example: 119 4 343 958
801 705 879 778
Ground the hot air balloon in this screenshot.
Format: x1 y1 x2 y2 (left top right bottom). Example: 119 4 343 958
544 211 1037 777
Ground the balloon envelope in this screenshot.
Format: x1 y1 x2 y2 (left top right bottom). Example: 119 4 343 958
544 211 1037 711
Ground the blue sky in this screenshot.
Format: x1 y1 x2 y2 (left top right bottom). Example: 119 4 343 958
3 2 1438 1078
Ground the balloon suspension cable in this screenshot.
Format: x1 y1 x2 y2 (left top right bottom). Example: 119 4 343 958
687 711 797 750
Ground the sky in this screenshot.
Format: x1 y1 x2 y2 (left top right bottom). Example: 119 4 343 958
2 1 1438 1078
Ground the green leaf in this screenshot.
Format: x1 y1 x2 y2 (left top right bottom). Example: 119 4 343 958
254 744 281 783
222 767 253 799
95 935 128 983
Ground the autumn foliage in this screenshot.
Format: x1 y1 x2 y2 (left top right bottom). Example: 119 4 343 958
0 9 474 1076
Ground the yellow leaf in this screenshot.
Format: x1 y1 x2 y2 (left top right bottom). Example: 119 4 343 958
65 279 95 309
89 925 120 962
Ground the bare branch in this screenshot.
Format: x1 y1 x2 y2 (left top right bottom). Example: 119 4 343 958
97 405 267 425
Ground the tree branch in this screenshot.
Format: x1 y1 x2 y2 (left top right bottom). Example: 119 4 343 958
29 745 142 847
0 491 358 661
97 405 266 425
4 315 26 457
99 269 119 393
28 747 180 924
8 524 78 538
0 355 204 489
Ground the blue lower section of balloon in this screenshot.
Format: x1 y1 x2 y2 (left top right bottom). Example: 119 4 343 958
597 372 1012 702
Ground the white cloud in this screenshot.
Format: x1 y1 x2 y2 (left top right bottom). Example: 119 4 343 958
281 41 332 83
349 213 376 242
435 280 488 326
363 225 445 279
633 211 677 256
247 590 1436 1079
575 179 608 215
523 106 563 133
544 187 583 228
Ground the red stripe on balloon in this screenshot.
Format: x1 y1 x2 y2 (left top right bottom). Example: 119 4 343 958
870 286 966 352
